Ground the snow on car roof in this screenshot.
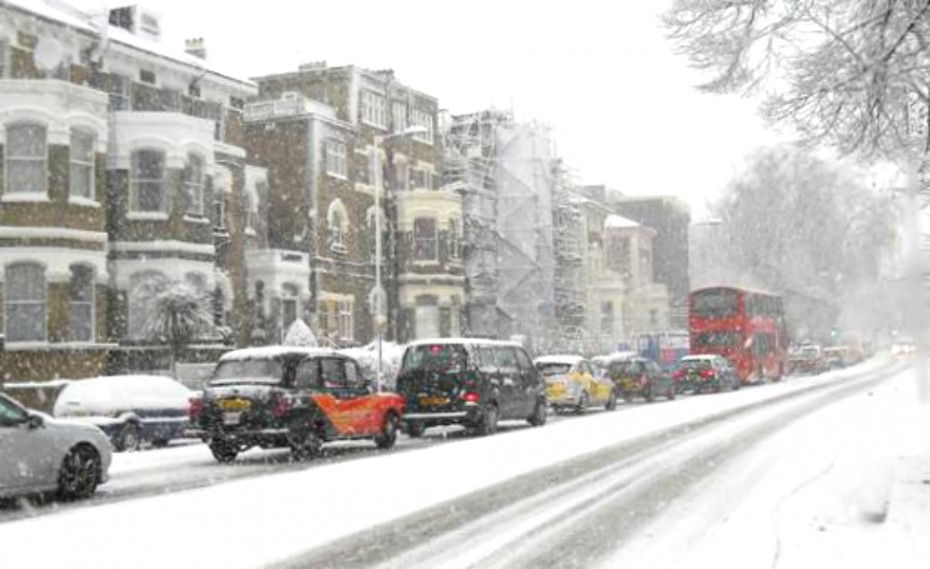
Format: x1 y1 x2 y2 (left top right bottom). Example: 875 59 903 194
219 346 338 362
534 355 585 365
405 338 524 349
597 351 644 362
53 375 192 417
680 354 717 361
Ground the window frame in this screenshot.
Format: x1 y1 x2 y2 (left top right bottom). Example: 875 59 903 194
327 200 348 253
413 217 438 262
4 262 47 343
5 122 48 197
130 148 167 214
182 152 205 216
449 219 462 260
67 265 95 343
410 109 434 144
69 128 96 201
361 90 387 129
325 139 348 178
338 299 353 341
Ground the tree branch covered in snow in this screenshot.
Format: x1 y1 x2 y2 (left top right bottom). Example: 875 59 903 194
665 0 930 159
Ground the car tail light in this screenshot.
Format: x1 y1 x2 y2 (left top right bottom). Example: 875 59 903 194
188 396 203 420
671 370 684 380
461 392 480 403
699 369 715 380
272 397 292 418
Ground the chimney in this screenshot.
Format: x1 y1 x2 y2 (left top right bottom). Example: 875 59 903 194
185 37 206 59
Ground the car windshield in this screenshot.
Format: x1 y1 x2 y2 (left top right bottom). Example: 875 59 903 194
680 359 713 370
210 359 284 385
401 344 468 374
535 362 572 377
608 361 644 376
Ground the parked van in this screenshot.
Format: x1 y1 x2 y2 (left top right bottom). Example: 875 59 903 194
395 339 548 437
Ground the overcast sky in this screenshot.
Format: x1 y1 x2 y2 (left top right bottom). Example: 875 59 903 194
73 0 782 216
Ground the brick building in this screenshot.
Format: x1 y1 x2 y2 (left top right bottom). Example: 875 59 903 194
249 64 464 346
0 1 257 380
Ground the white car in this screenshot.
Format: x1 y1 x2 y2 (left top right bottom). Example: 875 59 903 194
53 375 193 452
0 393 112 501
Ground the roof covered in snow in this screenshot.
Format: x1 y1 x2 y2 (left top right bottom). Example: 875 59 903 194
7 0 96 32
8 1 255 89
219 346 338 362
604 214 641 229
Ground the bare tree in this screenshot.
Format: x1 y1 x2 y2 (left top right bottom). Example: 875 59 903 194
710 145 897 338
665 0 930 160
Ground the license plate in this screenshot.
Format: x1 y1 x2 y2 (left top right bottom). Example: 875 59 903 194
223 412 242 425
219 398 251 410
419 396 449 406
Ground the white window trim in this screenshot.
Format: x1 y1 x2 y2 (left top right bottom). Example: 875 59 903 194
338 299 354 341
69 129 96 202
361 90 387 130
5 123 48 198
68 196 102 208
127 211 169 221
327 200 349 253
4 263 48 344
410 109 434 145
130 149 167 214
183 153 205 217
325 139 348 179
2 193 51 204
413 217 438 262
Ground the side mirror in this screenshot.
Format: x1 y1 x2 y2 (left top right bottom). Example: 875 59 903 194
25 413 45 430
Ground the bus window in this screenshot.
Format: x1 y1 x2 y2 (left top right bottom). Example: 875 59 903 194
692 289 738 317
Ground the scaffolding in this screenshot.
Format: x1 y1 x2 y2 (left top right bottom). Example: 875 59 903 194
442 110 560 351
552 161 587 352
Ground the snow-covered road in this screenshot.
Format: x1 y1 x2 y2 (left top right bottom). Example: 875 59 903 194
1 356 922 569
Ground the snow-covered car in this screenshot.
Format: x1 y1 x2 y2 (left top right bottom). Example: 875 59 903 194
0 393 112 501
190 346 406 463
672 355 740 393
53 375 193 452
788 344 828 375
534 355 617 413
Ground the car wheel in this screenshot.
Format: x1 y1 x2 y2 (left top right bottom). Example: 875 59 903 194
209 440 239 463
575 392 589 415
528 398 548 426
667 385 676 400
605 389 618 411
645 385 654 403
114 422 141 452
375 413 399 449
58 445 100 501
475 404 499 436
288 428 323 461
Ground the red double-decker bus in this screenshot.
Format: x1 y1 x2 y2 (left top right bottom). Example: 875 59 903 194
688 286 788 384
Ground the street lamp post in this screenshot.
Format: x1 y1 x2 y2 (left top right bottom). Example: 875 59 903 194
371 125 427 391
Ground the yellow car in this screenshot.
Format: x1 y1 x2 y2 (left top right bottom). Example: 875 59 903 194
534 355 618 414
